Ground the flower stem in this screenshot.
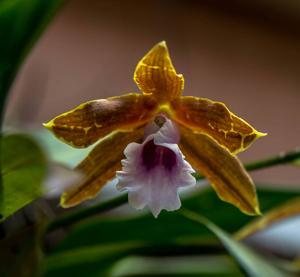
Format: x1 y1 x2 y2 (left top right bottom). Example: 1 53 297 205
46 193 128 232
46 148 300 232
244 148 300 171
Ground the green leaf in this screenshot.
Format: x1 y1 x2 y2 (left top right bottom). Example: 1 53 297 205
184 185 300 233
43 242 139 277
292 159 300 166
110 255 243 277
0 0 63 123
43 245 243 277
54 213 217 252
181 210 288 277
293 257 300 271
0 134 46 221
52 186 300 253
43 186 300 276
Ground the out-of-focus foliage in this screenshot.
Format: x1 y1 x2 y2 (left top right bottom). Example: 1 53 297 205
42 186 300 276
293 158 300 166
0 0 63 221
0 0 63 123
109 255 244 277
43 242 140 277
0 134 46 221
43 242 245 277
182 210 287 277
0 0 64 221
52 187 300 251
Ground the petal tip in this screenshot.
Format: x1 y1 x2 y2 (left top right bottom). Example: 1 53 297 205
253 206 262 216
244 204 261 216
59 199 68 208
59 193 74 208
43 121 52 130
257 131 268 138
158 40 167 47
152 41 169 53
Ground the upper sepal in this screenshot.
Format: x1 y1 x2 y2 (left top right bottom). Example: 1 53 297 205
134 41 184 102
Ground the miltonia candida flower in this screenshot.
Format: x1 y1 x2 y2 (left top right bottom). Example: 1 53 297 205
44 41 265 216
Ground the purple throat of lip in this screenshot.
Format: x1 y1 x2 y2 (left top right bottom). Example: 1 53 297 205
142 139 177 171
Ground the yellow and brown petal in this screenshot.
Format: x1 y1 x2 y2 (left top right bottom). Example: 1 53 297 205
134 41 184 102
61 128 145 207
44 41 265 216
44 93 158 148
179 126 260 215
170 96 266 154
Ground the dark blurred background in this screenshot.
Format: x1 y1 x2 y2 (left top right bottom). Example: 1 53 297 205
4 0 300 184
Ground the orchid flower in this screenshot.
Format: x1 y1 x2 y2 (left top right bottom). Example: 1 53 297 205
44 41 265 216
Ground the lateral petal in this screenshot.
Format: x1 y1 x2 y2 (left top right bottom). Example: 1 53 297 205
179 126 260 216
44 93 157 148
171 96 266 154
134 41 184 102
61 128 145 207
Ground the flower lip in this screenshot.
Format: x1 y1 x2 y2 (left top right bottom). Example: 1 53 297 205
141 139 177 171
116 116 196 217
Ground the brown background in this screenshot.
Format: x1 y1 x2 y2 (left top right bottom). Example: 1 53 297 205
5 0 300 184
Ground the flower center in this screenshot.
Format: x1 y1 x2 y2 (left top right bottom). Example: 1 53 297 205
141 139 177 171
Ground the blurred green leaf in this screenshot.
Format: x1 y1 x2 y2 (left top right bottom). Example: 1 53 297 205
0 0 63 123
43 242 139 277
292 158 300 166
184 185 300 233
45 185 300 276
181 210 288 277
110 255 243 277
54 212 217 252
0 134 46 221
293 257 300 270
52 186 300 253
43 186 300 276
44 186 300 276
44 244 243 277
